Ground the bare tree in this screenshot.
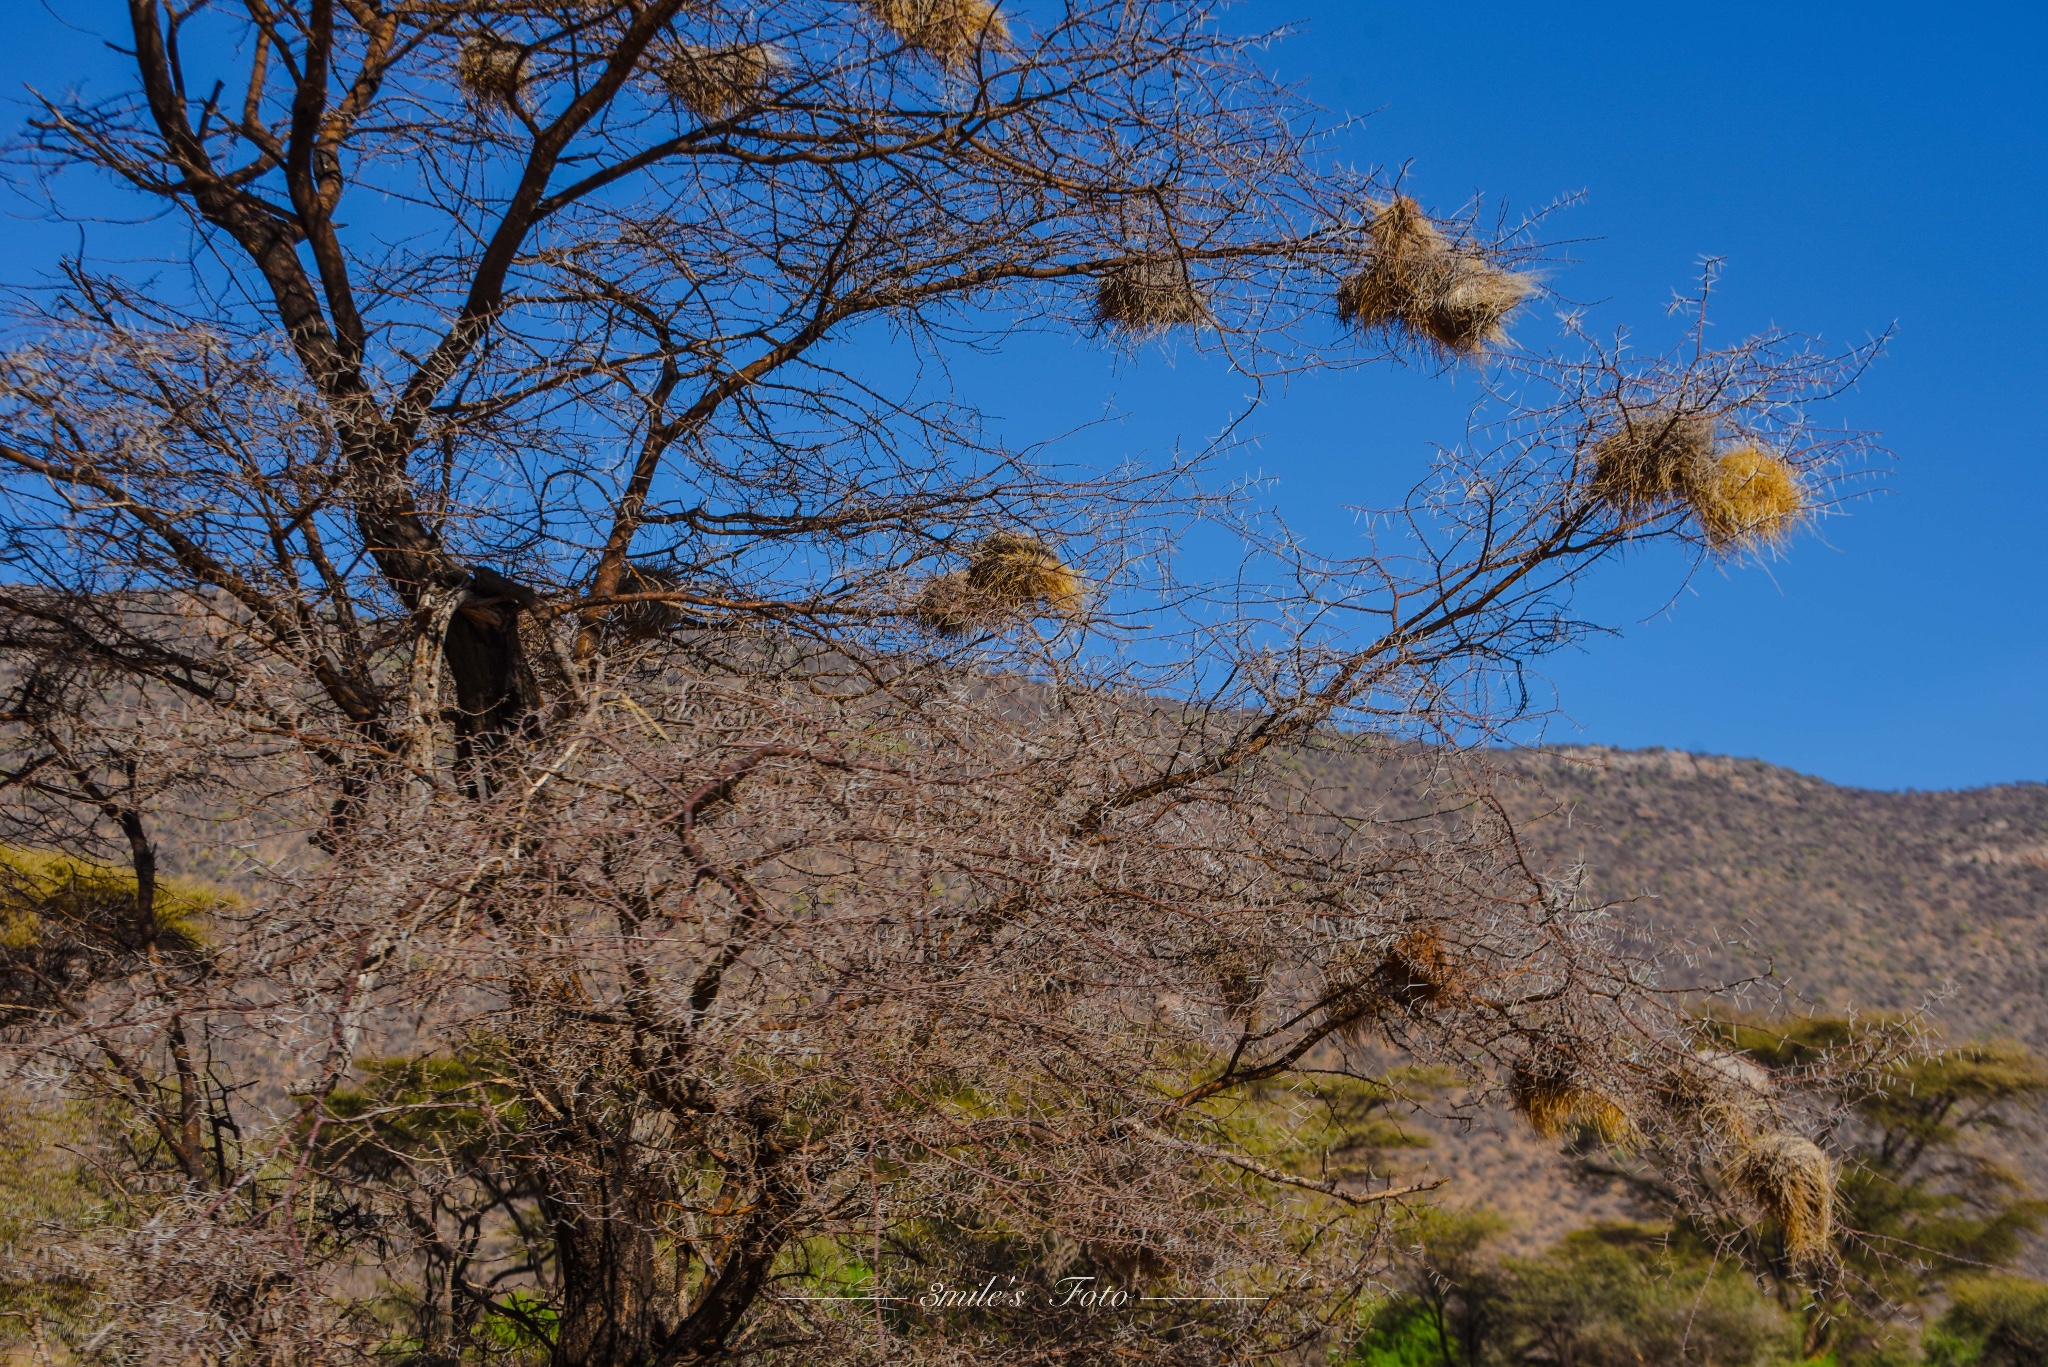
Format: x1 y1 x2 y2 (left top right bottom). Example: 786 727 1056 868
0 3 1883 1364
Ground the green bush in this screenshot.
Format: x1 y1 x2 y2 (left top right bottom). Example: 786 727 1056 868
1927 1276 2048 1367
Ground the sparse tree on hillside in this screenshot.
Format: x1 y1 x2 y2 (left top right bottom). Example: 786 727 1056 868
0 3 1879 1363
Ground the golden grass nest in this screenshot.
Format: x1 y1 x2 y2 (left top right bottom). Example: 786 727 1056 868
1337 196 1535 357
457 34 526 107
1661 1049 1775 1142
912 533 1084 635
1589 414 1806 552
1589 409 1717 510
654 42 784 121
1376 927 1457 1008
1095 254 1209 335
1510 1065 1633 1144
864 0 1009 67
1692 442 1806 551
1732 1131 1835 1260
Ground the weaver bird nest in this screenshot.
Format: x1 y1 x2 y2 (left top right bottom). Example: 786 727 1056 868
1095 253 1210 335
1731 1131 1836 1260
1590 410 1807 551
864 0 1008 68
1337 196 1536 357
456 34 526 107
913 533 1086 636
653 42 784 120
1510 1062 1634 1144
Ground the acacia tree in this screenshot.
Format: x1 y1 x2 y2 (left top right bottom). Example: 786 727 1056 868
0 3 1880 1364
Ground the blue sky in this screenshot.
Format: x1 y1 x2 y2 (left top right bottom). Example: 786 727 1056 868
1254 1 2048 791
3 2 2042 791
967 0 2047 792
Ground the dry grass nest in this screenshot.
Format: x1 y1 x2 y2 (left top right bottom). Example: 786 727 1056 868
912 533 1085 636
1590 413 1806 551
1095 254 1209 335
1328 929 1461 1044
864 0 1009 68
1373 927 1458 1009
1694 442 1807 549
609 565 686 642
457 34 526 107
1731 1132 1835 1260
653 42 784 121
1510 1065 1633 1144
1660 1049 1775 1141
1337 196 1536 357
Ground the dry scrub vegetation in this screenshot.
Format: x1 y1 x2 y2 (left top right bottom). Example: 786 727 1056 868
0 2 1887 1363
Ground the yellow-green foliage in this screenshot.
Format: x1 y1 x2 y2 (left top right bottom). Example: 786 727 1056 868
0 844 221 952
1934 1275 2048 1367
322 1054 526 1179
0 1089 114 1348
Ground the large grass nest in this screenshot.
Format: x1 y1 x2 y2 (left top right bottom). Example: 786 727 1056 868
1376 927 1458 1007
1511 1064 1633 1144
609 564 686 641
1732 1132 1835 1260
1693 443 1807 550
1590 410 1717 509
912 533 1085 636
1337 196 1536 358
654 42 784 121
1329 928 1462 1044
1661 1049 1775 1141
1095 254 1209 335
1590 413 1807 551
457 34 526 107
864 0 1009 68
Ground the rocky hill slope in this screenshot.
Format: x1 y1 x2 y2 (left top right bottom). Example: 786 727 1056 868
1312 744 2048 1248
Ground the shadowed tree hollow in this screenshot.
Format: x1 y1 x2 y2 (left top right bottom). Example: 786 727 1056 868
0 3 1886 1364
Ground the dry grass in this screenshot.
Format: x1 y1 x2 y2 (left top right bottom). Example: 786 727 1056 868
1590 410 1717 511
1337 196 1535 357
1095 254 1209 334
456 35 525 107
655 42 784 121
1732 1132 1835 1260
912 534 1084 635
1511 1066 1633 1144
1692 443 1806 550
865 0 1009 68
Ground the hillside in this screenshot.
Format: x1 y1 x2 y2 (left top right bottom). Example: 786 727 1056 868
1311 744 2048 1250
1506 747 2048 1050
